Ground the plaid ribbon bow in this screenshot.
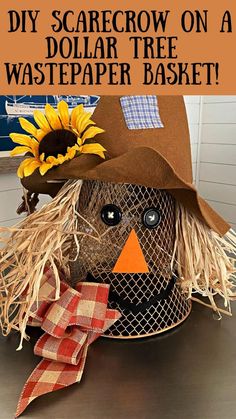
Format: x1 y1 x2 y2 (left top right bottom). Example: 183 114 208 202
16 271 121 417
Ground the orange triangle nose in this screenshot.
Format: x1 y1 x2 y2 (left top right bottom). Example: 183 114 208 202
112 229 149 274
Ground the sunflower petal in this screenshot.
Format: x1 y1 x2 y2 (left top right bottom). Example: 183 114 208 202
57 154 67 164
39 163 54 176
71 104 83 128
45 104 62 130
81 127 105 144
46 156 57 164
29 142 39 158
58 101 69 128
10 134 39 158
19 118 37 137
69 144 80 152
17 158 35 178
67 144 80 157
34 110 51 132
39 153 45 162
9 133 38 148
66 147 77 160
80 143 106 159
76 112 95 134
23 160 41 177
10 146 31 157
71 127 80 137
17 163 25 179
36 129 47 142
76 137 82 146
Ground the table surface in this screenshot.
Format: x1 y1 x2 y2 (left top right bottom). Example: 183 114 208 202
0 301 236 419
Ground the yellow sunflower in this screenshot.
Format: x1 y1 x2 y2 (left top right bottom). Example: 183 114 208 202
10 100 106 178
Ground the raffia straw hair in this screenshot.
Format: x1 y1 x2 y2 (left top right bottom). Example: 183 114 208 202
0 180 83 350
174 202 236 313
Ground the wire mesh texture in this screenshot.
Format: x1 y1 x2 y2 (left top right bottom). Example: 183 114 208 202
70 180 191 338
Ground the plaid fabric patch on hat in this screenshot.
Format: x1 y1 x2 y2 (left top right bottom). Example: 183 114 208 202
120 95 164 130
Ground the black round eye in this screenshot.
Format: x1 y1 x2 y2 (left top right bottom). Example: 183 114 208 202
101 204 122 226
142 208 161 229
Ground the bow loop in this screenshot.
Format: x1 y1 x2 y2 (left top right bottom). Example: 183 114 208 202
71 282 110 331
41 287 80 337
34 327 87 365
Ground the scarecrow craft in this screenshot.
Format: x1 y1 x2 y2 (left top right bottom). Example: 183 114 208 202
0 96 236 416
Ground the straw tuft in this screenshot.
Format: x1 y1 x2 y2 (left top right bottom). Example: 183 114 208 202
174 202 236 314
0 180 82 349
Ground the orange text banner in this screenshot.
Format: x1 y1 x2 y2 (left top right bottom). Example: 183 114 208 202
0 0 235 94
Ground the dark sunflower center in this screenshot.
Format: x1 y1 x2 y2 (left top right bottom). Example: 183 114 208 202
39 129 77 159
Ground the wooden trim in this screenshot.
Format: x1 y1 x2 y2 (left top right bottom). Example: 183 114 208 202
0 157 23 174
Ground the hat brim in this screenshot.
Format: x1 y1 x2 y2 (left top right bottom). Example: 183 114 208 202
21 145 229 236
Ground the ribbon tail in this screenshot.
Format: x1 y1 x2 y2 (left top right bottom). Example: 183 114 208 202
15 345 88 418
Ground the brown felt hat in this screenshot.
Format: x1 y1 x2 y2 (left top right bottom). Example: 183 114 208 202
21 95 229 236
